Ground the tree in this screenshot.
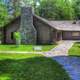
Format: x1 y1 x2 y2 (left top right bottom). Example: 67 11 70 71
36 0 58 19
56 0 75 20
10 0 20 17
73 0 80 19
0 3 9 27
35 0 75 20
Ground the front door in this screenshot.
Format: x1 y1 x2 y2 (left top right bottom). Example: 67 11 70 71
57 32 62 41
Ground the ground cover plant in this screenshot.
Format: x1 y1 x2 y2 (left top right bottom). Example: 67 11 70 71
0 53 71 80
69 42 80 56
0 45 56 52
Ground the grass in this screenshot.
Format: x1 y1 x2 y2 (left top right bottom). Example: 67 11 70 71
69 42 80 56
0 45 56 52
0 53 71 80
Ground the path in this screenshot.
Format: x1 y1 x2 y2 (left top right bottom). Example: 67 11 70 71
43 41 80 80
44 41 74 57
0 51 43 54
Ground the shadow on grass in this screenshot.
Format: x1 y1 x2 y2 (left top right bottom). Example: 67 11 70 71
53 55 80 79
53 55 80 64
73 42 80 48
0 56 70 80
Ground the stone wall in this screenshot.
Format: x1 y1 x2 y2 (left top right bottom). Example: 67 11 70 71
20 7 37 44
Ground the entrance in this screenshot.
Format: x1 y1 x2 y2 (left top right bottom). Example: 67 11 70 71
57 32 62 41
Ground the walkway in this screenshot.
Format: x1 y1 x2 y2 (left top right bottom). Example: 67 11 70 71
0 51 43 54
43 41 80 80
44 41 74 57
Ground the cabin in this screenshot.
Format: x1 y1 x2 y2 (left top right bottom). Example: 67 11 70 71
0 7 80 44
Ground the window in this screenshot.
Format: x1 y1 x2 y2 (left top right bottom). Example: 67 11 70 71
72 32 79 36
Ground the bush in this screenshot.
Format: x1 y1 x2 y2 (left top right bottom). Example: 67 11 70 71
14 32 21 46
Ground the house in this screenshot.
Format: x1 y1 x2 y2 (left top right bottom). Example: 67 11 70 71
0 7 80 44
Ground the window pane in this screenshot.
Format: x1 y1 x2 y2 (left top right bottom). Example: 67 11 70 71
72 32 79 36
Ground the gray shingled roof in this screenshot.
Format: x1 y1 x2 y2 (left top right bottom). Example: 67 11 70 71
49 21 80 31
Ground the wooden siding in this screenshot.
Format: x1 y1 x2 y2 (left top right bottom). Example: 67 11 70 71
62 31 80 40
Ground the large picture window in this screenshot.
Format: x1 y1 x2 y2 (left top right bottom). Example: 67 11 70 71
72 32 79 36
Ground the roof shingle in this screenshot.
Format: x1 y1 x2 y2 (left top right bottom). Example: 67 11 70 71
49 21 80 31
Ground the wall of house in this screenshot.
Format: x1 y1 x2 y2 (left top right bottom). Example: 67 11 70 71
4 15 57 44
62 31 80 40
33 15 56 44
4 17 20 44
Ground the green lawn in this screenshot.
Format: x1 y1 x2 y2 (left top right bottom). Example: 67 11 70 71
69 42 80 56
0 53 71 80
0 45 56 52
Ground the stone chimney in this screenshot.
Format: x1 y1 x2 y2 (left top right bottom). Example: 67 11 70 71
20 7 37 44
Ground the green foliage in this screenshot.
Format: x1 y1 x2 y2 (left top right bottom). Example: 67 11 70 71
35 0 75 20
34 0 55 19
14 32 21 46
0 0 20 28
56 0 75 20
73 0 80 19
35 0 58 19
13 0 21 17
23 0 33 6
69 42 80 56
14 32 21 40
0 3 9 27
0 0 80 27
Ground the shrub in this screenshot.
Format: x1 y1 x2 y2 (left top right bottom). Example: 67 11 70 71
14 32 21 46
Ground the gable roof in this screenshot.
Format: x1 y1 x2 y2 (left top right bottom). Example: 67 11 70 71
49 21 80 31
33 15 57 30
3 14 80 31
34 15 80 31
